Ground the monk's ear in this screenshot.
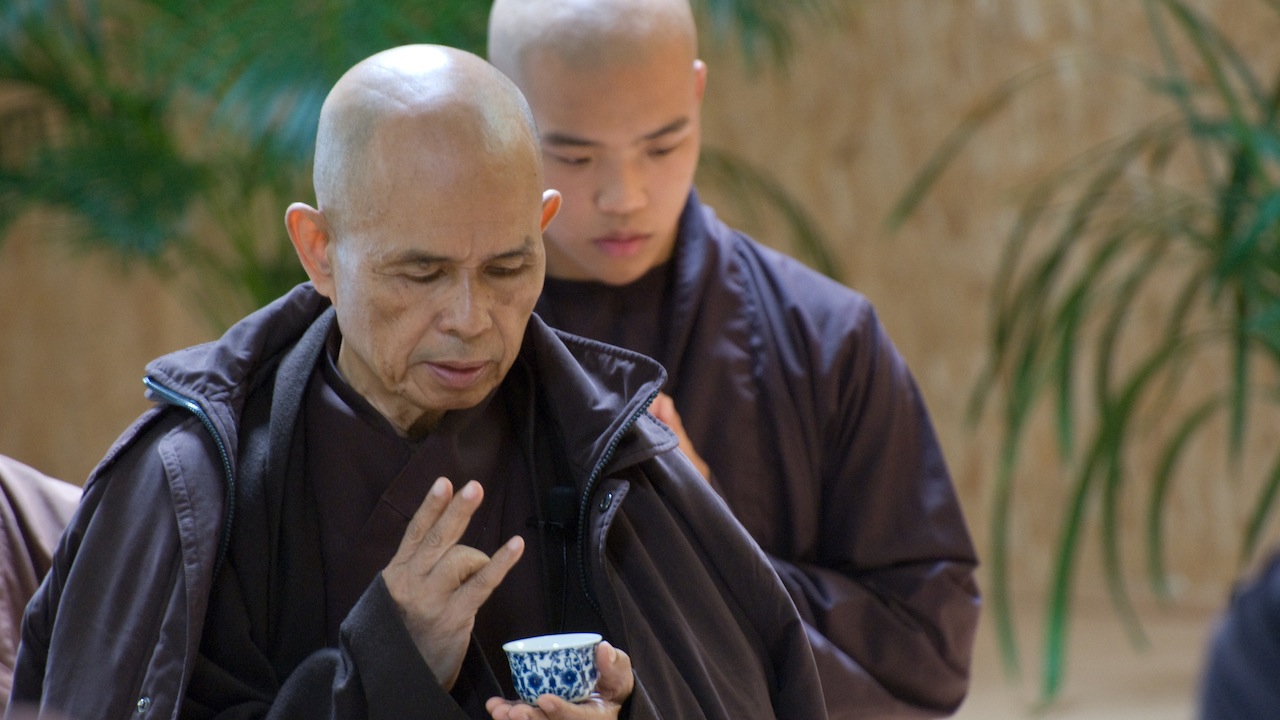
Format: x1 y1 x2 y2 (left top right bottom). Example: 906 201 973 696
693 59 707 102
285 202 337 299
540 189 562 232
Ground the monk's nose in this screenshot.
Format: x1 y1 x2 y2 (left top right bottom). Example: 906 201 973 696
437 275 492 337
596 158 646 215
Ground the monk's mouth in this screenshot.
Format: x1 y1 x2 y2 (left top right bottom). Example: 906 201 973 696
427 362 488 389
593 233 648 257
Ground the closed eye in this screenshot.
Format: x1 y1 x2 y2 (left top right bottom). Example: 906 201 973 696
648 133 691 159
548 151 591 167
487 261 531 277
407 269 445 283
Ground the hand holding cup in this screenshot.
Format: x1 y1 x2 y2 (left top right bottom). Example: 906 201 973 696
486 638 634 719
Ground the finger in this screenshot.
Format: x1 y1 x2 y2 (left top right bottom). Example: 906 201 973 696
430 479 485 545
485 697 515 719
454 535 525 606
665 393 685 427
401 480 486 568
594 642 634 701
650 393 673 425
507 702 545 720
652 394 692 442
534 695 567 716
534 694 610 719
430 544 493 588
489 700 544 720
395 477 452 556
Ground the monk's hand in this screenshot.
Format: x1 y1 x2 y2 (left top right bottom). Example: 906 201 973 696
485 641 634 720
383 477 524 690
650 393 710 481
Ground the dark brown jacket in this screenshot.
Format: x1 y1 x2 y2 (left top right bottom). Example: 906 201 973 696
8 284 825 720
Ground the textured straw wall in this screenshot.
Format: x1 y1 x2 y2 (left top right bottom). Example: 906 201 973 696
695 0 1280 613
2 0 1278 626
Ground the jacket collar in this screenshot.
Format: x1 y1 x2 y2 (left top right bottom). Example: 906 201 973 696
143 284 332 466
144 283 673 488
145 284 331 407
519 314 673 485
660 189 724 389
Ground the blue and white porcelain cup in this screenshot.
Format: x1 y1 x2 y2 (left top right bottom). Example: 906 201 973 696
502 632 602 703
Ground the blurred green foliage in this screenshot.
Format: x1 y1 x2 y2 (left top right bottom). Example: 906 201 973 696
0 0 838 328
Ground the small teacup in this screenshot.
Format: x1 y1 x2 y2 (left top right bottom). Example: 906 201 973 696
502 632 602 703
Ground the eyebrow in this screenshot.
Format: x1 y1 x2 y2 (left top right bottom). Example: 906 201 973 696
542 117 690 148
383 237 537 267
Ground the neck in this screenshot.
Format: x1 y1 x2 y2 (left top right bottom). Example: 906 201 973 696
334 341 443 440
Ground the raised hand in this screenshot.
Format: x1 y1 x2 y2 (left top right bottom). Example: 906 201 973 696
485 641 634 720
382 477 525 689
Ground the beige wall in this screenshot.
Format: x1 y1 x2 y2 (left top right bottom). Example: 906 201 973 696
695 0 1280 609
0 214 209 482
2 0 1278 658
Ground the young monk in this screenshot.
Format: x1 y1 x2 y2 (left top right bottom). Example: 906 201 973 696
488 1 982 717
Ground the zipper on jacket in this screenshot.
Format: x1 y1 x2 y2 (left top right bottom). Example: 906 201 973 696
143 376 236 579
575 388 660 616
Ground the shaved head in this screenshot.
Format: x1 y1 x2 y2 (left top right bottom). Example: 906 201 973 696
487 0 697 87
313 44 541 238
484 0 706 286
287 44 561 434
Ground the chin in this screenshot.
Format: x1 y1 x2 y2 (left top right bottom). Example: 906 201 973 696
442 383 500 410
575 256 642 285
602 266 653 286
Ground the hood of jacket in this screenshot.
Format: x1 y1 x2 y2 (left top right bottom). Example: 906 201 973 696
142 283 674 496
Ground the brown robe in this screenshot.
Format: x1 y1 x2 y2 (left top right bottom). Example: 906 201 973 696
537 191 980 718
305 329 598 701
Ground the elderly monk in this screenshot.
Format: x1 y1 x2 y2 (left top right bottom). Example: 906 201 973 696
7 45 825 720
487 1 982 717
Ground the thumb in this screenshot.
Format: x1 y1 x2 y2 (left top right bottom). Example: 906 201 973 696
595 641 634 700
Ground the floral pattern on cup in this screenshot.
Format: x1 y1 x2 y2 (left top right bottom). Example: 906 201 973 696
503 632 602 704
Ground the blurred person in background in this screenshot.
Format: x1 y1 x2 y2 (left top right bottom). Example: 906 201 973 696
1198 552 1280 719
0 454 80 708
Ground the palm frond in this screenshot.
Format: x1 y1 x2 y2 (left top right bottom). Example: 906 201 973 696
891 0 1280 705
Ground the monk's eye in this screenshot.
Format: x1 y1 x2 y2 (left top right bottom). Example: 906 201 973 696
487 261 529 278
649 133 691 159
404 265 445 283
548 151 591 167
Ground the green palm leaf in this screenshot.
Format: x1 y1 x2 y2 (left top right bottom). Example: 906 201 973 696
891 0 1280 704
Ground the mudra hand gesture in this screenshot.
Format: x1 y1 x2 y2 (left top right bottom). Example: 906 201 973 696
382 477 525 689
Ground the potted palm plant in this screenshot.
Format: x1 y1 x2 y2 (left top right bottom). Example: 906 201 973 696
891 0 1280 704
